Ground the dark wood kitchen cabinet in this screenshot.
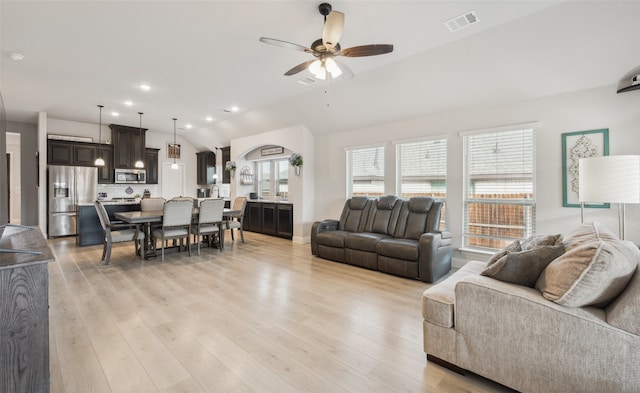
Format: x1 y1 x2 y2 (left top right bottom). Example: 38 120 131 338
97 144 114 183
196 151 216 185
145 148 160 184
47 139 96 166
243 201 293 239
221 146 231 184
110 124 146 169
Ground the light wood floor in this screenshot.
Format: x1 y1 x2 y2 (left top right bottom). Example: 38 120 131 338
47 232 514 393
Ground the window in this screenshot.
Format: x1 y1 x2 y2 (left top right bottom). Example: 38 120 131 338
258 161 271 198
462 127 536 250
258 159 289 199
397 138 447 230
347 146 385 197
396 138 447 198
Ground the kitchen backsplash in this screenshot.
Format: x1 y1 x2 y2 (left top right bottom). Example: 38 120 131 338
97 184 160 199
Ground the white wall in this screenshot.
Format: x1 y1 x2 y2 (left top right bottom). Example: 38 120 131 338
314 84 640 266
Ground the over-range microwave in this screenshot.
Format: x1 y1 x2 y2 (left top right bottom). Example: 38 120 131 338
115 168 146 184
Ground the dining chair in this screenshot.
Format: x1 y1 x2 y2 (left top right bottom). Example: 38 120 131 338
152 199 194 261
192 198 225 255
94 201 145 265
141 197 166 211
226 196 247 243
141 197 166 250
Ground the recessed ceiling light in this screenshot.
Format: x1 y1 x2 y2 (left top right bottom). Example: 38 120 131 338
8 52 24 61
124 100 133 106
205 116 213 122
111 111 119 117
230 106 239 112
185 124 193 129
139 84 150 91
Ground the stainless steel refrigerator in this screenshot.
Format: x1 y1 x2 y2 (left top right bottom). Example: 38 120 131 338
48 165 97 237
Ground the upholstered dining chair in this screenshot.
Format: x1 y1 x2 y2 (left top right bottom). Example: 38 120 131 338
141 197 165 250
141 197 166 211
226 196 247 243
94 201 145 265
152 199 194 261
192 198 225 255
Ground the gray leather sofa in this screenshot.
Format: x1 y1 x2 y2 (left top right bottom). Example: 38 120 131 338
311 195 452 283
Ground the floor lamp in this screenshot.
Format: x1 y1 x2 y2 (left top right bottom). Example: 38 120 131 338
579 155 640 240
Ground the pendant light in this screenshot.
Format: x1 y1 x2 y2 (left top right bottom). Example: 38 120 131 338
171 118 179 170
134 112 145 168
94 105 105 166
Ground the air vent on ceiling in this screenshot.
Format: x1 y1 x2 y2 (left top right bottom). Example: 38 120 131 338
445 10 479 32
297 77 317 86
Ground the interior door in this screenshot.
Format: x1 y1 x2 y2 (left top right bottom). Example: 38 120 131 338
161 162 185 199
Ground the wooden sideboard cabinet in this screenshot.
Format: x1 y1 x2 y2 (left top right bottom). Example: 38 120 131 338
0 225 55 393
243 201 293 239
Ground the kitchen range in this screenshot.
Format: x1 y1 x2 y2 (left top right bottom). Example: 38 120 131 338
47 165 97 237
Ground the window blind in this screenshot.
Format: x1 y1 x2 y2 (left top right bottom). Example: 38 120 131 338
348 146 385 197
397 138 447 198
463 128 536 250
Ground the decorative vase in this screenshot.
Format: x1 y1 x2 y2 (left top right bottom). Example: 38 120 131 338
295 166 300 176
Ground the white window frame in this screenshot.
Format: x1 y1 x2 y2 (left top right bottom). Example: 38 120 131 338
461 122 538 251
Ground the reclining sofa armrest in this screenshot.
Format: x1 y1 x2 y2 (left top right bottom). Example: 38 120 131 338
418 231 453 283
311 219 340 255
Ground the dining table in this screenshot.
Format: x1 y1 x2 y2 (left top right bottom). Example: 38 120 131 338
115 208 240 259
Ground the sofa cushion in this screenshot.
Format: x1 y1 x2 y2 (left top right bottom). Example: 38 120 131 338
422 260 486 328
339 197 370 232
344 232 391 252
316 230 350 248
481 245 565 287
536 222 640 307
377 238 419 261
606 269 640 335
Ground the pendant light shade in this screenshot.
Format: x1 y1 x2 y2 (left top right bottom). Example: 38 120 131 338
171 118 179 170
134 111 145 168
94 105 105 166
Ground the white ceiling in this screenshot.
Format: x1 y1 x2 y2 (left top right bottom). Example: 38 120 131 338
2 1 640 150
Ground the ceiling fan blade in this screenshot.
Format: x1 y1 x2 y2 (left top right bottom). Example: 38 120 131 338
322 11 344 50
259 37 312 53
284 59 316 76
340 44 394 57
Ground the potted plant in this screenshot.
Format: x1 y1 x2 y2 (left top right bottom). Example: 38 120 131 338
225 161 236 177
288 153 303 175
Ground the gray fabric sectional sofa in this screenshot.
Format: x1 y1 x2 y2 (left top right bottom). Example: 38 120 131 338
311 195 452 283
422 222 640 392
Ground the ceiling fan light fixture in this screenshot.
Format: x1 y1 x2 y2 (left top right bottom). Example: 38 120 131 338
309 60 322 75
329 65 342 79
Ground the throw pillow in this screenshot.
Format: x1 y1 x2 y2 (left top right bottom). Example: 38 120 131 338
536 223 639 308
481 245 565 287
521 233 563 251
486 240 521 266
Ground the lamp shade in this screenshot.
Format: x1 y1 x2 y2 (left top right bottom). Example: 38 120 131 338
579 155 640 203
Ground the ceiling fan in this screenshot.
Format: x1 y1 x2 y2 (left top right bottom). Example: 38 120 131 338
259 3 393 80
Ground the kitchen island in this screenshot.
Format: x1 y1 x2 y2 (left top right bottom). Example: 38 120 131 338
77 201 141 246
